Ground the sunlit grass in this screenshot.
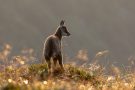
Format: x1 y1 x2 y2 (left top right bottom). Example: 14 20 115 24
0 44 135 90
1 63 135 90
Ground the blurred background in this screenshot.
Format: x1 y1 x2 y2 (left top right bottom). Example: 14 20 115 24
0 0 135 66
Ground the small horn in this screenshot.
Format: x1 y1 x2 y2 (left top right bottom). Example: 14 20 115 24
60 20 65 26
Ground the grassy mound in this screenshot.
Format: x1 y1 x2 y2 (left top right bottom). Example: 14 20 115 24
0 63 134 90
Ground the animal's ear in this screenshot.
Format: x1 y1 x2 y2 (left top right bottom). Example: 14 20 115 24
60 20 65 26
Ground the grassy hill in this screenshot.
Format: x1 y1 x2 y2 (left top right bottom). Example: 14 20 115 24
0 63 135 90
0 44 134 90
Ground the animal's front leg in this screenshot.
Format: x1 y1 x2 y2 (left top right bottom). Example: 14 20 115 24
58 54 64 71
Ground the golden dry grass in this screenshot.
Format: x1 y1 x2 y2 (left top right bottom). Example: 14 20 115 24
0 44 135 90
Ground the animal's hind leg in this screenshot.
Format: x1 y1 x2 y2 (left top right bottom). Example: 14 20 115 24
52 58 57 71
46 60 51 70
45 56 52 72
53 59 57 68
57 55 64 70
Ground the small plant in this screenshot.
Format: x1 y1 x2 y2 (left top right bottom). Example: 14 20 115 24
28 64 48 80
28 64 48 75
2 83 20 90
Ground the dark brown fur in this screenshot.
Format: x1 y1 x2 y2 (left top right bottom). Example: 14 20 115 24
43 20 70 71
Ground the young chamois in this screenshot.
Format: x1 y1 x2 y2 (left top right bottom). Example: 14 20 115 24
43 20 70 72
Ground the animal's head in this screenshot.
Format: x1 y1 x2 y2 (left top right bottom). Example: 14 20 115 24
58 20 71 37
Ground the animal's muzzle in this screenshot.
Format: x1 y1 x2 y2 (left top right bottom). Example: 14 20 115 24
67 33 71 36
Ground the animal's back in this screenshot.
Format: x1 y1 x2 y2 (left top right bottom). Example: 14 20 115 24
44 35 61 58
44 35 53 57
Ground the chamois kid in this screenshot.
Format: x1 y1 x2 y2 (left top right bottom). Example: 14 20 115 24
43 20 70 71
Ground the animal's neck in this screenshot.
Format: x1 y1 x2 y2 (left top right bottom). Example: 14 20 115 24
54 29 62 40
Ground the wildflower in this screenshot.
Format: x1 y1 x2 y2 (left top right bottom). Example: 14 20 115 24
43 81 47 85
95 50 109 57
23 80 28 84
20 60 25 65
8 79 12 83
3 44 12 56
124 83 129 86
88 86 94 90
107 76 115 81
79 84 85 89
5 44 12 50
8 65 13 70
77 49 88 61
